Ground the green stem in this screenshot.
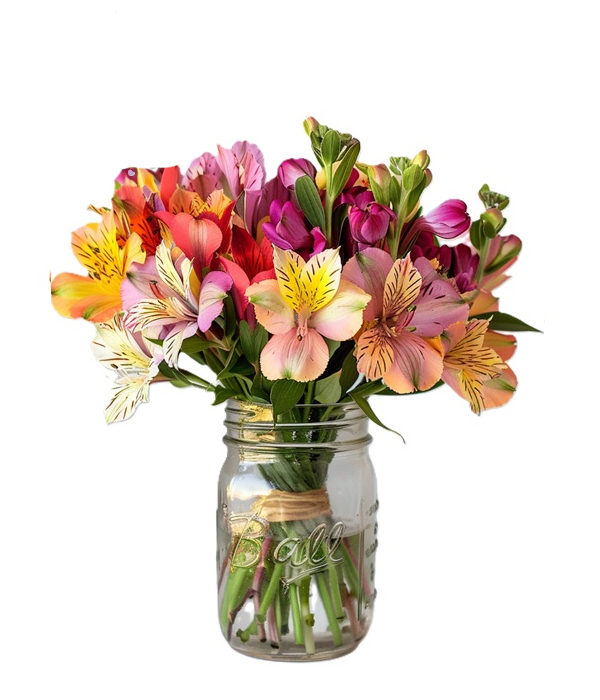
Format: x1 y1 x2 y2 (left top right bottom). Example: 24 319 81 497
316 573 343 647
340 542 361 598
299 576 316 655
327 562 345 620
219 566 251 635
290 583 304 645
259 563 285 619
475 236 491 283
324 164 334 246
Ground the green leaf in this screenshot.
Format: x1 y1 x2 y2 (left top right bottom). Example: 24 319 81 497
339 351 359 394
147 335 218 354
331 141 360 199
217 355 255 380
479 184 510 211
213 385 239 405
239 320 257 363
472 312 542 333
389 176 402 209
390 156 410 176
239 320 267 366
314 372 342 404
349 383 405 441
401 163 424 192
251 374 272 402
321 129 341 165
270 379 305 418
295 175 325 230
470 219 482 250
223 294 237 341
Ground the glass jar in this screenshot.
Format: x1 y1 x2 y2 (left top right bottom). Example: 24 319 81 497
217 400 378 661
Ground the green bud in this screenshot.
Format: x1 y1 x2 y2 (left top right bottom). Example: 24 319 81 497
411 149 430 169
478 183 509 210
367 163 392 205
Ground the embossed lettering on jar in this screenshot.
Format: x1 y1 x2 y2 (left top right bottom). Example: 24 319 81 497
217 401 378 661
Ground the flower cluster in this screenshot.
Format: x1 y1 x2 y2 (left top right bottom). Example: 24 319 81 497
51 118 534 424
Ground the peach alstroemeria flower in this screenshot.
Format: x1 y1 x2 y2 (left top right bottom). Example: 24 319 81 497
441 318 516 413
343 248 468 394
91 313 161 423
51 212 145 323
246 247 371 382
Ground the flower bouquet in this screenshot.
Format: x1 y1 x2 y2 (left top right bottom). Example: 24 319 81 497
51 117 537 660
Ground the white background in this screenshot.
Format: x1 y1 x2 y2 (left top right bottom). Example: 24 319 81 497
2 1 598 698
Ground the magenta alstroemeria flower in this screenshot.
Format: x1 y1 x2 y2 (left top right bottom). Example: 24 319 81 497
412 235 480 295
410 199 471 240
343 190 395 248
263 200 326 258
277 158 317 189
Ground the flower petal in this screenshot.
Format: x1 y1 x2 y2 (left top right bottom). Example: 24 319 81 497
197 271 233 332
103 375 151 424
411 257 468 336
355 326 394 380
383 257 422 320
260 327 329 382
383 333 443 393
341 248 393 322
246 278 295 335
310 280 371 341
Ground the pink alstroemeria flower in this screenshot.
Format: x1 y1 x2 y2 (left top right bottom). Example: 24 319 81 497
277 158 317 189
217 141 266 230
246 247 371 382
124 242 232 367
342 248 468 393
182 152 223 200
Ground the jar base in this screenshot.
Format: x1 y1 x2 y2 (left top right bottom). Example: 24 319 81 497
228 638 363 662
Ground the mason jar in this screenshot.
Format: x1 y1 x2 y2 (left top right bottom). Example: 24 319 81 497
217 400 378 661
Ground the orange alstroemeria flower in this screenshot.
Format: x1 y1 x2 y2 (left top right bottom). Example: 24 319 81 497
51 212 145 322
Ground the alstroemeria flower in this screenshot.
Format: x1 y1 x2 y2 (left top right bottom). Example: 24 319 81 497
409 199 471 241
91 313 161 423
125 242 232 367
217 141 266 229
51 211 145 323
344 190 395 248
441 319 516 413
412 237 480 295
153 210 225 281
219 224 275 323
246 247 371 382
342 248 468 393
263 200 326 258
182 152 223 199
470 234 522 316
277 158 317 189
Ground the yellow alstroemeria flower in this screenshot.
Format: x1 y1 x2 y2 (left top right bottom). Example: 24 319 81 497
246 247 371 382
51 212 145 323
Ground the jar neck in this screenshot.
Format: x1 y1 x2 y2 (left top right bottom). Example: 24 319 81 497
224 400 371 450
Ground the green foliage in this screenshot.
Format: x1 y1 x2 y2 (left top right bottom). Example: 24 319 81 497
270 379 305 419
295 175 326 230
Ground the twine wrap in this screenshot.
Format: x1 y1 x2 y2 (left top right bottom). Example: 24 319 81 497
253 488 332 522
